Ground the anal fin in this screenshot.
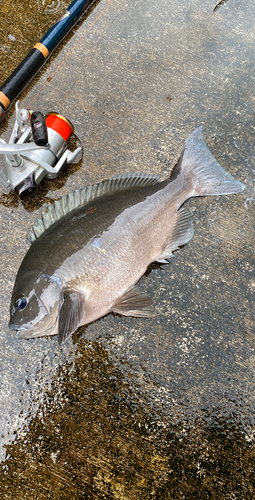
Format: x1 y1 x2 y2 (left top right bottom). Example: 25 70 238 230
156 207 194 263
112 286 155 318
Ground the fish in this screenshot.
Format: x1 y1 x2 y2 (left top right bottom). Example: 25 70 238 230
9 127 245 346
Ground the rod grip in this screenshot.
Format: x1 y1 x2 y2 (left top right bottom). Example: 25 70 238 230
0 48 45 111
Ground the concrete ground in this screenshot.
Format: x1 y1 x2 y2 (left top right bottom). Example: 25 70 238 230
0 0 254 498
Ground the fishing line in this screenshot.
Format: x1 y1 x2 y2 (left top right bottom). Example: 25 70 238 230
27 0 118 108
58 0 129 107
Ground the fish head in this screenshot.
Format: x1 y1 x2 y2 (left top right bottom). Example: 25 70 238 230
9 272 61 339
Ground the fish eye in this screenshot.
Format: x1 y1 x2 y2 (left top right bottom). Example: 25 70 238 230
14 295 27 311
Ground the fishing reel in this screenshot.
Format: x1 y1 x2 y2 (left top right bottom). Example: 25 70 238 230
0 101 82 196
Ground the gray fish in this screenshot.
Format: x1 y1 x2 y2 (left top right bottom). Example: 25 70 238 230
9 127 245 346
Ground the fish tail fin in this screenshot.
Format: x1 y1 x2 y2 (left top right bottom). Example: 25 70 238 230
172 127 246 196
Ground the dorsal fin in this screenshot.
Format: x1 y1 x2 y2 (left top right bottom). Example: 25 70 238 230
27 172 161 245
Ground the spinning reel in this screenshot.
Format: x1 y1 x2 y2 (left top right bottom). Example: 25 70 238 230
0 101 82 196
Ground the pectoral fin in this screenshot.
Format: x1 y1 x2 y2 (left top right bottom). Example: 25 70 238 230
58 290 85 347
112 286 155 317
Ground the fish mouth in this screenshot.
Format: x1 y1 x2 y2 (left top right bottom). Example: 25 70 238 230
9 319 58 339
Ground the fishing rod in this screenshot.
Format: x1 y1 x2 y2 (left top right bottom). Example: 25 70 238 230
0 0 96 122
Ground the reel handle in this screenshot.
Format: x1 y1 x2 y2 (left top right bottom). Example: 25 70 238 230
31 111 48 146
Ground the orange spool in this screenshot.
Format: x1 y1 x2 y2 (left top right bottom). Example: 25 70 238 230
45 113 74 141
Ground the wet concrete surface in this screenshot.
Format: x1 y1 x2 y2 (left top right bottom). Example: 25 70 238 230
0 0 254 498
